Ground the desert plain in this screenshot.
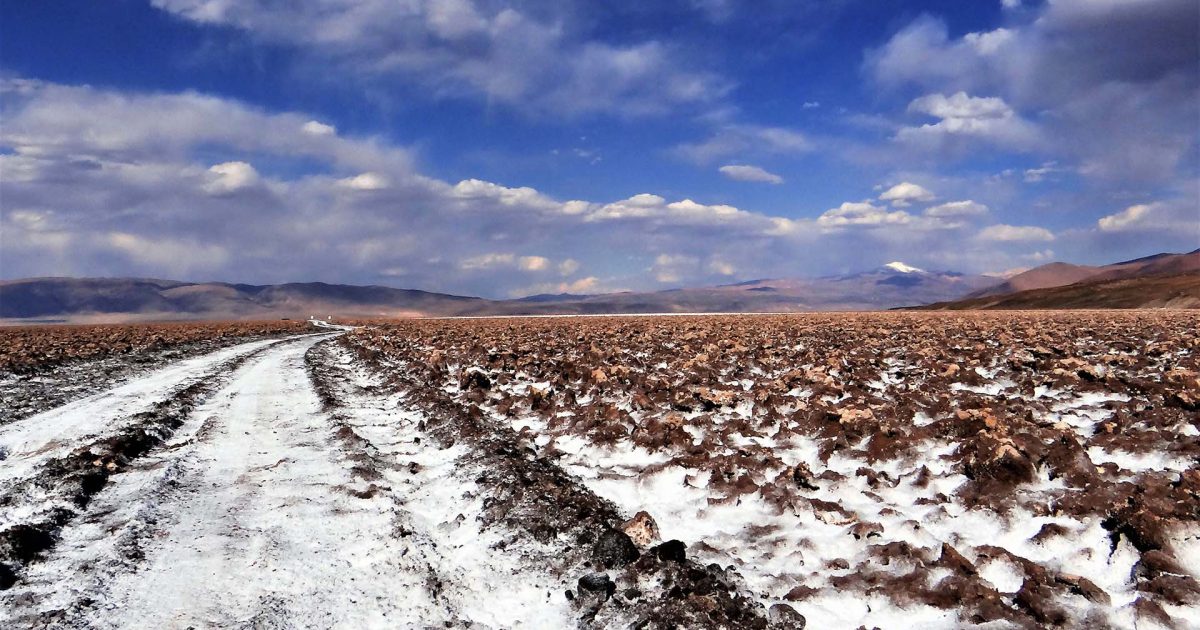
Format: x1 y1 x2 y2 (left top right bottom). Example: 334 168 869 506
1 312 1197 629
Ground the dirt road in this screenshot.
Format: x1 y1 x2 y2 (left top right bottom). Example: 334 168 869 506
1 334 573 628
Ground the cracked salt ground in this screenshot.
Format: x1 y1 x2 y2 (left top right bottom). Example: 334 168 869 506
508 424 1163 628
308 344 574 628
495 396 1179 628
350 313 1199 628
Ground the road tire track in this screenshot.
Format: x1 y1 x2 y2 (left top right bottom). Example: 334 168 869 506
1 334 477 629
306 339 575 628
0 338 292 591
331 336 775 629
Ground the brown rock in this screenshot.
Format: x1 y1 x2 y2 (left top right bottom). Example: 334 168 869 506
621 510 661 547
1055 573 1110 605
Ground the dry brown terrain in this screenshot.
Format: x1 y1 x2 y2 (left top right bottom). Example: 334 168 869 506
0 320 313 422
919 273 1200 310
0 320 309 375
340 312 1200 627
1 312 1196 628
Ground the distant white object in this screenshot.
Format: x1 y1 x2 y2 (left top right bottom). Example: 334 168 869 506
308 316 351 330
884 261 925 274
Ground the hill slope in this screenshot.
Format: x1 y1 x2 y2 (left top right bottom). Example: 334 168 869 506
0 278 485 322
915 272 1200 310
969 249 1200 298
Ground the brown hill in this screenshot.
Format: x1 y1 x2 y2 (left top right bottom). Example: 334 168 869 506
1087 249 1200 282
0 278 486 323
971 263 1099 297
915 272 1200 310
968 249 1200 298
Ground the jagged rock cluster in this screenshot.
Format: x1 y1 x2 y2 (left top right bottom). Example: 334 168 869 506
345 312 1199 628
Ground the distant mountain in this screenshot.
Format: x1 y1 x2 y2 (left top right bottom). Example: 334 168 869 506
513 293 594 303
967 249 1200 298
487 264 1002 315
914 250 1200 310
0 278 485 322
914 273 1200 310
0 263 1003 322
1087 248 1200 281
19 253 1191 322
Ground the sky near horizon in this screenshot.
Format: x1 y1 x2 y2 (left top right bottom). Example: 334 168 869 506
1 0 1197 298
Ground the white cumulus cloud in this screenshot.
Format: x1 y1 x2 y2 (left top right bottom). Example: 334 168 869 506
924 200 989 218
1094 202 1198 234
1098 204 1154 232
977 224 1055 242
899 92 1039 150
302 120 336 136
337 172 390 191
518 255 549 271
878 182 935 207
203 161 260 195
718 164 783 184
818 202 912 228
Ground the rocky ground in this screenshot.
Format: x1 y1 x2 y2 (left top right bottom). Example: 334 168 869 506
344 312 1200 628
0 321 309 423
0 312 1196 629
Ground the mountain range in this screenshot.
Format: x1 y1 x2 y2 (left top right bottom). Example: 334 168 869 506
2 250 1196 323
0 263 998 322
965 249 1200 299
916 249 1200 310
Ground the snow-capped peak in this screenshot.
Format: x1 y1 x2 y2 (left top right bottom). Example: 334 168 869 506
884 261 925 274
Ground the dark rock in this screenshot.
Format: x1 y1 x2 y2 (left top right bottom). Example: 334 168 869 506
1030 523 1070 543
1134 550 1186 580
1133 597 1174 626
579 572 613 592
850 521 884 540
459 369 492 391
768 603 806 628
0 562 17 590
1014 578 1067 625
791 463 819 491
578 573 616 600
653 539 687 563
593 528 640 569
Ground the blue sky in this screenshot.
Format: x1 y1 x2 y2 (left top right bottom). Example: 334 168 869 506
2 0 1197 297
